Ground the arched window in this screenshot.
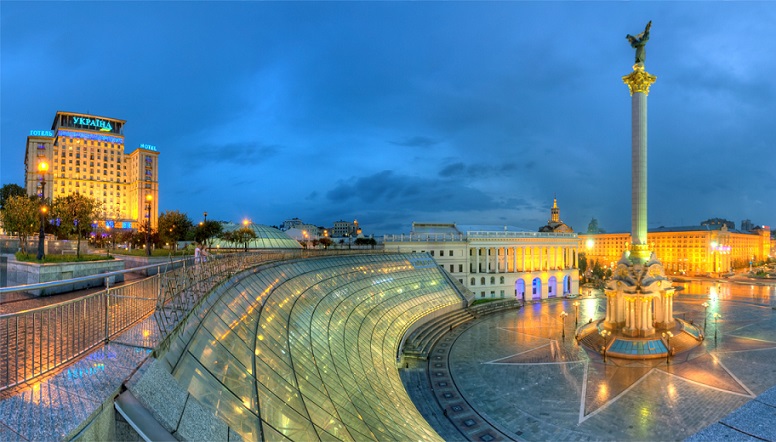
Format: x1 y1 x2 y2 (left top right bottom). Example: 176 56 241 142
470 277 476 285
490 276 495 285
480 277 486 285
500 276 505 284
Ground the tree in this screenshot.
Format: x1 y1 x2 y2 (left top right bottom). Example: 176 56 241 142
0 195 39 254
319 237 333 249
158 210 193 251
0 184 26 210
194 220 223 247
53 193 101 259
586 218 605 234
354 237 377 249
232 227 257 252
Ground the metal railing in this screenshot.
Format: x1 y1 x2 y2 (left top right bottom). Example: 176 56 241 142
0 248 395 392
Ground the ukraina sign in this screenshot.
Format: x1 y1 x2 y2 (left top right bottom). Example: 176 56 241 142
72 116 113 132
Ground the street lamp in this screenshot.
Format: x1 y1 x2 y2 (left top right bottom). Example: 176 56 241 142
145 194 153 256
204 211 208 222
701 302 709 330
243 219 250 252
573 301 580 325
560 311 568 338
106 225 111 258
662 331 674 363
36 160 49 260
600 329 611 362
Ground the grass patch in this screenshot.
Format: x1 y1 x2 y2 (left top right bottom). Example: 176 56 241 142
15 252 114 263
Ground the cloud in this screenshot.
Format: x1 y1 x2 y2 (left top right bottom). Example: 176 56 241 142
182 142 280 166
390 136 440 148
438 162 521 179
325 170 501 212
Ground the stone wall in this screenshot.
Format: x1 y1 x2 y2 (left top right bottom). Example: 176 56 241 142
6 258 125 295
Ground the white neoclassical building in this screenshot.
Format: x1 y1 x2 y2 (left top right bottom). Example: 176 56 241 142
384 222 580 301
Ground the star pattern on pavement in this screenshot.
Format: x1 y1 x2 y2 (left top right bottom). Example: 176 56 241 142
485 323 776 424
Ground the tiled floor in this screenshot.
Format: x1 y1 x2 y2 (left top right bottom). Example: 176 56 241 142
440 289 776 441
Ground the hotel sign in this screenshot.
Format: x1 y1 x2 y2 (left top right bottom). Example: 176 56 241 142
29 130 54 137
72 117 113 132
139 143 158 151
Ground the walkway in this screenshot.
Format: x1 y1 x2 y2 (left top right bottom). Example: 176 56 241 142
424 294 776 440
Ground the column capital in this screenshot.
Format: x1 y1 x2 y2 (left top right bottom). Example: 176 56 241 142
622 64 657 96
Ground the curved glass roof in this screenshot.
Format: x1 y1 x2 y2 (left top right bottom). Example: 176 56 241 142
168 254 462 441
209 222 302 249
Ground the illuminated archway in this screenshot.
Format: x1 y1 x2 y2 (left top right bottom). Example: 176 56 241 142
532 278 542 300
515 279 526 302
548 276 557 298
562 275 571 295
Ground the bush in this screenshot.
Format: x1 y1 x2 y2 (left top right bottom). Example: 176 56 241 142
15 252 114 263
111 248 192 257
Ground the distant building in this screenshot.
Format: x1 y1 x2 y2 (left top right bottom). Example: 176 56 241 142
384 222 579 301
580 224 771 275
24 111 159 229
700 218 735 231
538 197 573 233
280 218 304 231
740 219 754 232
331 219 361 238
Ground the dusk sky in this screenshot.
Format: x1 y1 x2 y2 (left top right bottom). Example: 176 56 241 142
2 2 775 236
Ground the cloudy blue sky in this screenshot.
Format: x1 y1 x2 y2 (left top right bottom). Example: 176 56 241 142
2 2 775 236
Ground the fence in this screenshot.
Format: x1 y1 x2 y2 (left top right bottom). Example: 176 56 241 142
0 248 392 393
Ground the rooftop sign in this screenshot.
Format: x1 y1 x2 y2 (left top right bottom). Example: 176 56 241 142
139 144 158 151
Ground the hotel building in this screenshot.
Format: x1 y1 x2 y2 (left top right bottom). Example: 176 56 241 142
24 111 159 229
579 224 771 275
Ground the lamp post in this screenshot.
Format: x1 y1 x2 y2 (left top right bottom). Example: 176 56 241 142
145 194 153 256
106 225 111 258
203 211 208 223
36 160 49 260
662 331 673 363
243 219 250 252
600 329 611 362
573 301 580 325
701 302 709 330
560 311 568 338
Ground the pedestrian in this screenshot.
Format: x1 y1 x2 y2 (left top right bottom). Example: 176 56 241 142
195 243 208 264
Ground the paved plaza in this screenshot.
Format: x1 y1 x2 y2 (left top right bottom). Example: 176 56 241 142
429 280 776 441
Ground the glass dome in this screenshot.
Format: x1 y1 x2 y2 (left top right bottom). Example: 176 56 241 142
210 222 302 249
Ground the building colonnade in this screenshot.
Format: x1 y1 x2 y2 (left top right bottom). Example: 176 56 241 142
469 245 578 273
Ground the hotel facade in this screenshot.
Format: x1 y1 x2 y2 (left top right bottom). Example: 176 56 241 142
24 111 159 229
384 222 580 301
579 224 772 276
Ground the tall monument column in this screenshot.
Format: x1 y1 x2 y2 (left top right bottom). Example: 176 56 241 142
623 64 656 263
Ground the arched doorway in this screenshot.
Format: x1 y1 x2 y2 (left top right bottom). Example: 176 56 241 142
532 278 542 300
562 275 571 295
548 276 557 298
515 279 526 302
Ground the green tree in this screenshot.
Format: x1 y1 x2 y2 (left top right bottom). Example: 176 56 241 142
0 195 40 254
0 184 26 210
319 237 333 249
194 220 223 247
53 193 101 258
158 210 193 251
354 237 377 249
231 227 257 252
